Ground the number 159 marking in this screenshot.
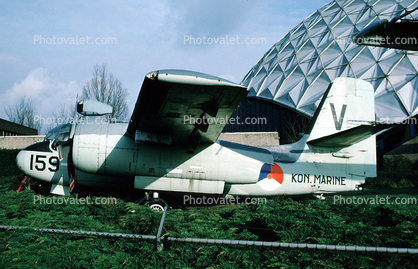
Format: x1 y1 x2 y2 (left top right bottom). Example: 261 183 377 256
29 155 59 172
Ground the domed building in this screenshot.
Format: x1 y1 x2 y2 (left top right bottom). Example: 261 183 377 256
224 0 418 145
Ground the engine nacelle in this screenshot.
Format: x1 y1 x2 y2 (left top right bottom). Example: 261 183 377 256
72 120 138 176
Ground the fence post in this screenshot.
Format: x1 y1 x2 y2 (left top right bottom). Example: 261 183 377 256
156 205 168 251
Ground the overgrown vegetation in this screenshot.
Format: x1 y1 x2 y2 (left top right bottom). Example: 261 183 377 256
0 149 22 177
1 150 417 268
367 155 418 188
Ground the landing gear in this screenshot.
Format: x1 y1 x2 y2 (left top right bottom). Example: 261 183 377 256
127 191 170 211
16 176 51 194
145 198 168 211
145 192 169 211
355 185 363 191
314 193 327 201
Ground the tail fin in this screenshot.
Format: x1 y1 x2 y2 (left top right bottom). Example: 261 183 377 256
305 77 375 144
305 77 382 178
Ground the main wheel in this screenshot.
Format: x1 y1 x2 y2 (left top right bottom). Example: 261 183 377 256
144 198 169 211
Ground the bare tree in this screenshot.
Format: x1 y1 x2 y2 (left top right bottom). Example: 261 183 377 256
4 96 43 133
282 114 310 144
48 103 75 129
82 64 128 120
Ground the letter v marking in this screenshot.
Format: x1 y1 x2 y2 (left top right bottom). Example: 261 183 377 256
330 103 347 130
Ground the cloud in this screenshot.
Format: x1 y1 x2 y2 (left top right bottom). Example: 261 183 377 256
0 53 17 64
0 67 79 121
7 68 51 99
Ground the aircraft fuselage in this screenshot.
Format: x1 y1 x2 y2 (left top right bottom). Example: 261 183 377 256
68 121 367 196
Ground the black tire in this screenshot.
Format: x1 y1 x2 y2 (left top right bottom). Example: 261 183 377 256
144 198 169 211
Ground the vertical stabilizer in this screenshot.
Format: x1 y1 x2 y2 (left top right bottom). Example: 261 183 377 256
305 77 377 178
305 77 375 141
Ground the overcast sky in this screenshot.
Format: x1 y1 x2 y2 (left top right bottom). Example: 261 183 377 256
0 0 331 129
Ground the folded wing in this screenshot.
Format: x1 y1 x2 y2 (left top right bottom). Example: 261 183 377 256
126 70 248 146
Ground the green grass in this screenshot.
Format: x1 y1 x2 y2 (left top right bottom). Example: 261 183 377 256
0 177 417 268
1 150 417 268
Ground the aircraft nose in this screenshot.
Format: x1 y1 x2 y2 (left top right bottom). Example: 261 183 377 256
16 150 26 173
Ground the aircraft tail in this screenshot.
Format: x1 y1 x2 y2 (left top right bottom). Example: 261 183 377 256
304 77 386 178
305 77 375 142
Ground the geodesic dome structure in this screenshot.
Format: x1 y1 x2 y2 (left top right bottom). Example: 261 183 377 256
241 0 418 121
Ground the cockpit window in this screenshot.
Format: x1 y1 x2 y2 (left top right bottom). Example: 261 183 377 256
44 123 72 148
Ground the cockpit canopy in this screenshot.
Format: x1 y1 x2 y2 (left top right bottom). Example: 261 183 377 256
44 123 71 149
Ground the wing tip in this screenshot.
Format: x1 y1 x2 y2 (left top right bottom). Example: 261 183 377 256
146 69 246 88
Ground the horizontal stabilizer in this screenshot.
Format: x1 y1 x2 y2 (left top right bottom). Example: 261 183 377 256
307 123 394 147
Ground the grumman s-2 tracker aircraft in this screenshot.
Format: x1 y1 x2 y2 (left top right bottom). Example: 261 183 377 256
16 70 389 209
